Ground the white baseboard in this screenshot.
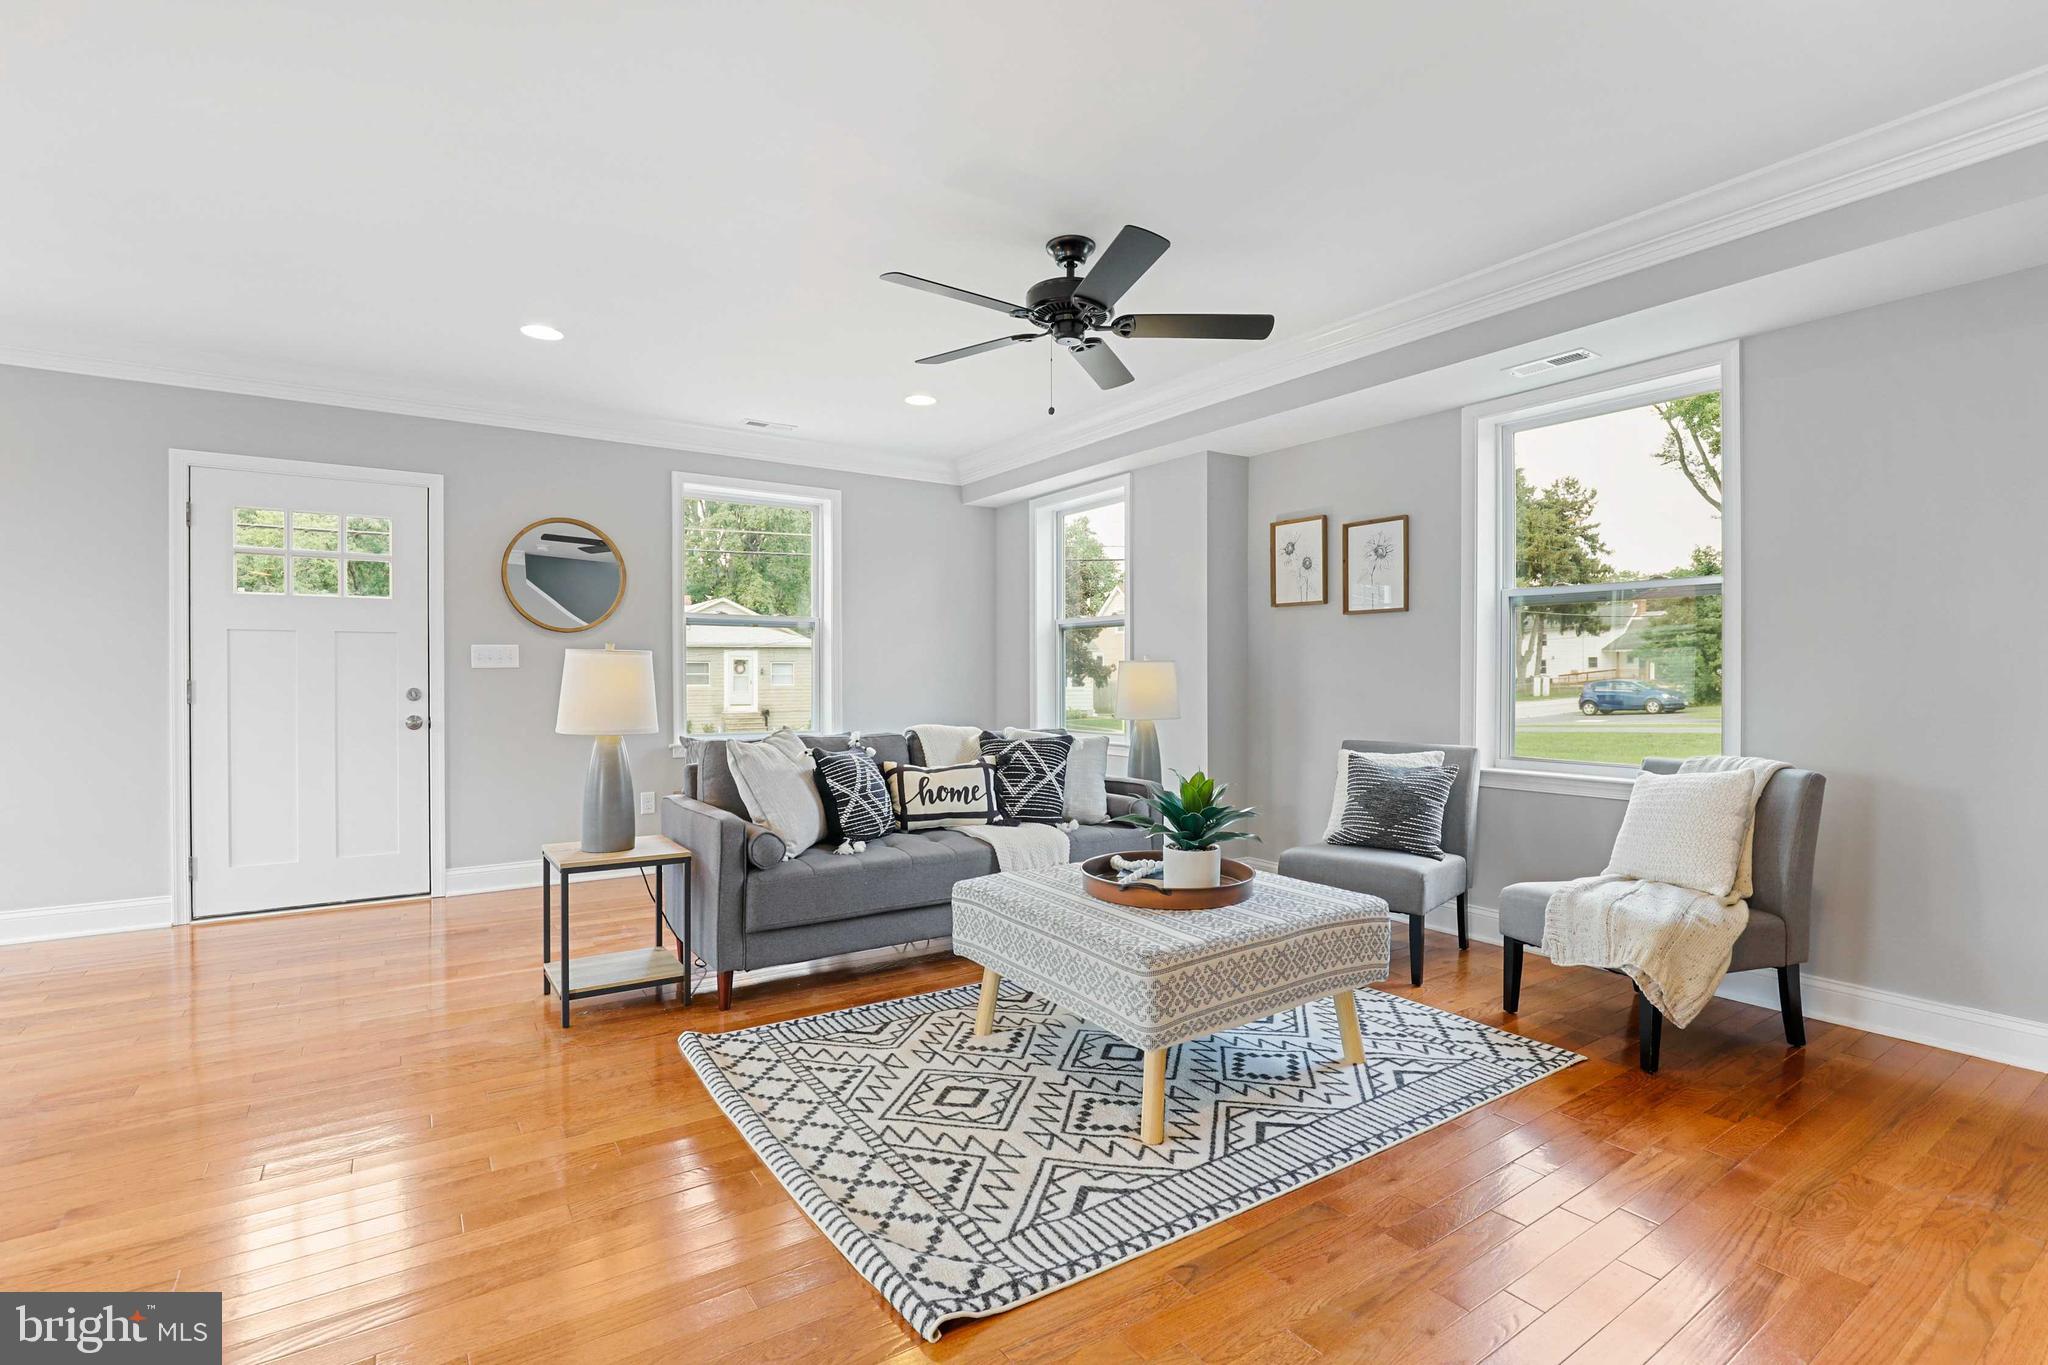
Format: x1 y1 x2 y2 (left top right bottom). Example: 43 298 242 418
0 895 174 946
1422 901 2048 1073
444 859 647 897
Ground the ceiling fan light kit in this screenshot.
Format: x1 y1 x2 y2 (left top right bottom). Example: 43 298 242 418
882 224 1275 402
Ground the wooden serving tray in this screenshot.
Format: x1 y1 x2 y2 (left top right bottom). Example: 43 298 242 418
1078 851 1257 911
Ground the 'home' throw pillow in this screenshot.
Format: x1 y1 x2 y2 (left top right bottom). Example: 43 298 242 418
811 746 897 843
978 731 1072 824
884 760 1001 830
1331 757 1459 859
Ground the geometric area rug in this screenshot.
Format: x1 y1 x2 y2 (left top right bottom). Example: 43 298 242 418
679 982 1581 1339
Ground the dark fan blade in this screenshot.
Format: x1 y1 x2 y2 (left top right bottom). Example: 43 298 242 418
1068 338 1134 389
916 333 1042 365
1110 313 1274 340
540 532 609 553
880 272 1027 317
1076 225 1169 310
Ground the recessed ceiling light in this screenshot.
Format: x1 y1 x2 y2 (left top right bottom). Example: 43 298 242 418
520 323 565 342
904 393 938 407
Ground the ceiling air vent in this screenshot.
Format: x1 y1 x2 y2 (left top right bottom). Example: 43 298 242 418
741 418 797 432
1507 348 1598 378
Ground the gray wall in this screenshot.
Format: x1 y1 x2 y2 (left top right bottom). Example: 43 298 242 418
0 365 996 913
1241 264 2048 1023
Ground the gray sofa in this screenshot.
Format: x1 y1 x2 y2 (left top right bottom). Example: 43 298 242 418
660 730 1159 1007
1274 739 1479 986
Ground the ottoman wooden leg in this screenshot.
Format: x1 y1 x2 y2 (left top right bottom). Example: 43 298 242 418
1334 990 1365 1065
1141 1048 1167 1144
973 968 1001 1036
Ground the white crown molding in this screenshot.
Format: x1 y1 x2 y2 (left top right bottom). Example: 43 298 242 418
955 64 2048 486
0 342 960 486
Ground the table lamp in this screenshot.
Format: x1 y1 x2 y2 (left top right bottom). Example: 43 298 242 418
556 644 659 853
1115 659 1178 786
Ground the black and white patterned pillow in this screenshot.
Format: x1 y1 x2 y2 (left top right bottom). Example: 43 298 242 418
811 747 896 842
1331 758 1458 859
977 731 1072 824
884 760 1002 830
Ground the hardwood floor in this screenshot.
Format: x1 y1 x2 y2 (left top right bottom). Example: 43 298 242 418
2 881 2044 1363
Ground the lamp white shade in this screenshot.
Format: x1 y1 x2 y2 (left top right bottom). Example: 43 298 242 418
1116 659 1179 721
555 646 659 735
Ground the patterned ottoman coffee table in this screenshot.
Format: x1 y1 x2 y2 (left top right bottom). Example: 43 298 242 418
951 863 1391 1143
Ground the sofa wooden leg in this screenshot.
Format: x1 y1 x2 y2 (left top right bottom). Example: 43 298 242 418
1778 965 1806 1047
1636 988 1663 1073
717 970 734 1011
1408 913 1425 986
1503 939 1524 1012
1456 893 1469 951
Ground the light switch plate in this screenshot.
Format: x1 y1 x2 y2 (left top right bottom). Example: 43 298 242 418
471 644 519 669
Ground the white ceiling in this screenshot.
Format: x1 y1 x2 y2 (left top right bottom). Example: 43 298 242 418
7 3 2048 480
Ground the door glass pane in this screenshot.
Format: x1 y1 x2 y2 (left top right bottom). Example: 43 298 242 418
345 560 392 598
293 511 340 552
234 506 285 549
1511 585 1722 766
347 530 390 555
292 556 340 596
683 498 813 617
1060 622 1125 734
234 554 285 593
1060 503 1126 619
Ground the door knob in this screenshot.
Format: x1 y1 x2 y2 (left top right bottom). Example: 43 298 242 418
405 715 425 730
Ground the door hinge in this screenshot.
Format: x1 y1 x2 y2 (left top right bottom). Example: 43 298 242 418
185 500 193 527
185 679 194 705
187 855 197 881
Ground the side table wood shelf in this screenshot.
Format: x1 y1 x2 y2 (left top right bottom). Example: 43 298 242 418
542 835 693 1028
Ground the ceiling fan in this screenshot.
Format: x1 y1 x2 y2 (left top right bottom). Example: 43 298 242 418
881 225 1275 394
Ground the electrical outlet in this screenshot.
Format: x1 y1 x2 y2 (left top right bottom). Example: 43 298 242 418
471 644 519 669
638 791 655 816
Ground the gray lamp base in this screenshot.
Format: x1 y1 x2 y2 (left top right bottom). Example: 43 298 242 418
581 734 637 853
1129 720 1163 786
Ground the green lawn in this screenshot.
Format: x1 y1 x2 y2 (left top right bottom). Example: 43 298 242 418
1510 728 1724 765
1065 711 1123 734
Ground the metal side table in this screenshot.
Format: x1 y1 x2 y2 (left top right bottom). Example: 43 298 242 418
541 835 694 1027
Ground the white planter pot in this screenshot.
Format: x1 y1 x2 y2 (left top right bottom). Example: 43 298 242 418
1163 846 1222 889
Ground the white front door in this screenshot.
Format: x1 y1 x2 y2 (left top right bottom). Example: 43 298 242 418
188 466 430 917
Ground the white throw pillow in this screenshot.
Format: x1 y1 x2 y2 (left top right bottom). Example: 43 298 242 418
725 728 825 858
1004 727 1109 824
1321 749 1445 841
1604 768 1754 897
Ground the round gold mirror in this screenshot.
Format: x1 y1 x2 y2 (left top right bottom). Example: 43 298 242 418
501 517 625 632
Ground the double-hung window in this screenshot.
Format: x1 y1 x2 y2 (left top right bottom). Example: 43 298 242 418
1030 478 1130 739
1475 346 1738 777
673 475 838 742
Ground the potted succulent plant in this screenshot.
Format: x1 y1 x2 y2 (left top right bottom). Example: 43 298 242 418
1118 770 1258 888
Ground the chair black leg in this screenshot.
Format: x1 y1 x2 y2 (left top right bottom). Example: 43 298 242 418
1503 938 1524 1012
1778 964 1807 1047
1456 893 1469 951
1636 988 1663 1073
1408 913 1425 986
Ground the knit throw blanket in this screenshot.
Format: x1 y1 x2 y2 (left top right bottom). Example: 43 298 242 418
1540 756 1787 1027
956 821 1071 872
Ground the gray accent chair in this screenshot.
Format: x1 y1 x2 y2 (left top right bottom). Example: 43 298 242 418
1498 758 1826 1073
1276 740 1480 986
660 731 1160 1008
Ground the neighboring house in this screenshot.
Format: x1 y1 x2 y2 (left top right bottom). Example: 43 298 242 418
684 597 815 735
1527 599 1674 692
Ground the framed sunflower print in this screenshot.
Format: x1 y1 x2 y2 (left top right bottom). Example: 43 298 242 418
1269 514 1327 606
1343 513 1408 614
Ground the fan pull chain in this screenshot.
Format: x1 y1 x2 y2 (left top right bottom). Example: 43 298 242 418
1048 339 1055 416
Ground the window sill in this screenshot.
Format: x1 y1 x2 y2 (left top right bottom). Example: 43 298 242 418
1479 766 1637 801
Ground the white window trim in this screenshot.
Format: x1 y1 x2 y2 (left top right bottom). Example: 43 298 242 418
1027 475 1133 752
671 471 841 752
1461 341 1741 800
